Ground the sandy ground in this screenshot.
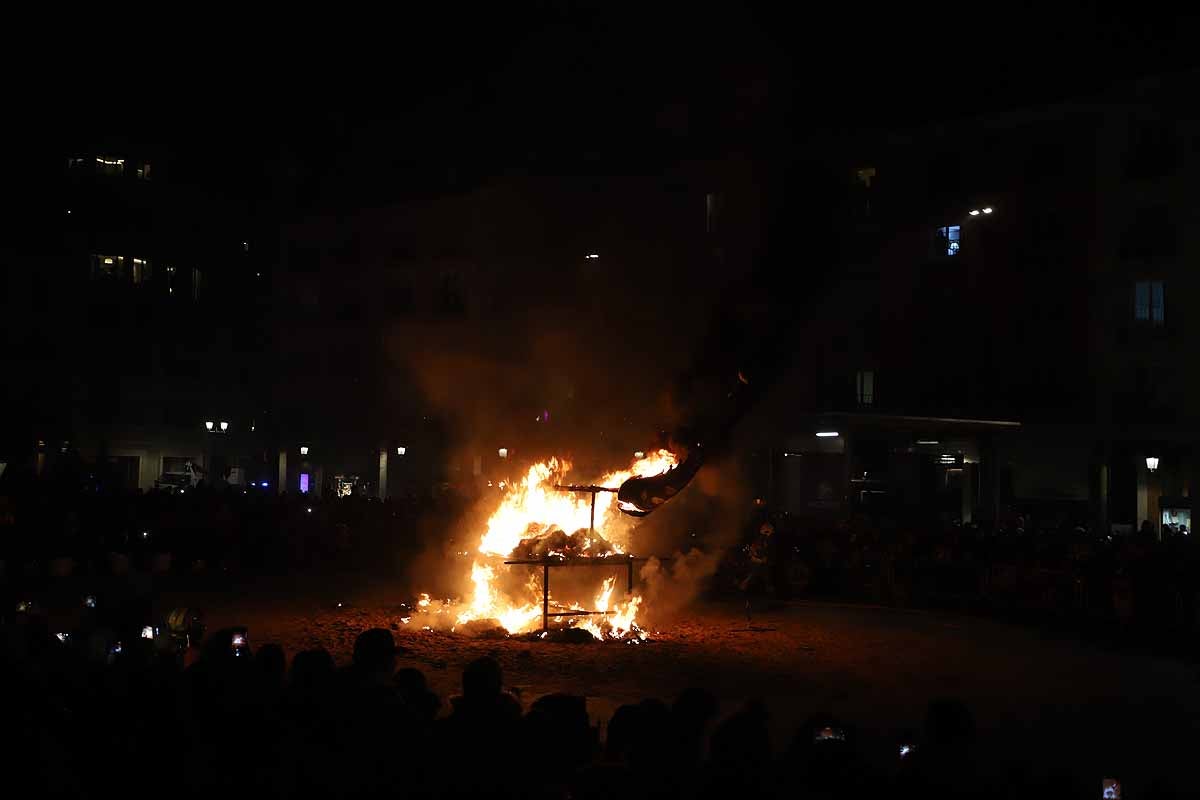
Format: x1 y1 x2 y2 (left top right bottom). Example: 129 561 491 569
156 571 1200 793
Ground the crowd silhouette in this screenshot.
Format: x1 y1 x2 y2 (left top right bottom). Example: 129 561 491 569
731 510 1200 652
0 481 1194 796
9 615 1173 800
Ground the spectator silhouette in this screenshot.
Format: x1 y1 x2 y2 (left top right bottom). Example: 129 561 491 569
438 656 522 798
789 712 865 798
337 629 409 797
704 700 773 800
899 697 988 799
346 627 401 688
672 687 719 767
256 642 286 695
395 665 440 724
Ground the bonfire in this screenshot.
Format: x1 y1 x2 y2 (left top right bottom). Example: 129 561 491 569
409 450 677 641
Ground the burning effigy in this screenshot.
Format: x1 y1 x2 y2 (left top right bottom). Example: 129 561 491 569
409 450 678 641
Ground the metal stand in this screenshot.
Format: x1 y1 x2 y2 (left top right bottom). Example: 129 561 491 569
501 483 645 633
504 555 646 632
553 483 619 539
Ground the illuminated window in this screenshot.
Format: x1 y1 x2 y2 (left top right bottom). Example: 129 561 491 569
856 370 875 407
131 258 151 284
936 225 961 256
92 254 123 279
1134 281 1164 325
300 473 310 494
135 162 151 180
705 192 722 234
95 157 124 177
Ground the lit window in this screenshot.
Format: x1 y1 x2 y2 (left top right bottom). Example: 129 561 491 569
92 254 123 279
937 225 961 256
1134 281 1165 325
96 157 124 177
856 370 875 407
705 192 721 234
135 162 151 180
131 258 151 284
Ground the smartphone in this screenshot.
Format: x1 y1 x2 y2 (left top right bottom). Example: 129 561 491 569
84 595 97 609
1102 778 1121 799
230 630 249 657
814 727 846 743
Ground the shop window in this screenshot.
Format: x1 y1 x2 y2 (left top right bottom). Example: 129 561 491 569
95 157 124 176
1134 281 1164 325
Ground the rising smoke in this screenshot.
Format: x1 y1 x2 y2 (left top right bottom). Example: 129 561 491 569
378 176 758 606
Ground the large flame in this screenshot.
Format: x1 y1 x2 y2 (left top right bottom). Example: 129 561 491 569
430 450 676 637
477 450 677 557
456 561 541 633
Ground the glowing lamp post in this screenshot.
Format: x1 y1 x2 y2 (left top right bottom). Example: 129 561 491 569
498 448 508 459
219 421 229 432
397 446 406 456
299 445 309 457
205 421 214 431
1146 456 1159 472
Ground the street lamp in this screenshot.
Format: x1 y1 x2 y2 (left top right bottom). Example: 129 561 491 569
1146 456 1159 472
300 445 309 456
397 446 406 456
498 448 508 459
219 421 229 432
634 451 645 459
205 421 214 431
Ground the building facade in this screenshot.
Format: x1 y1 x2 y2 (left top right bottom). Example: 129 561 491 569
1 145 270 491
748 73 1200 536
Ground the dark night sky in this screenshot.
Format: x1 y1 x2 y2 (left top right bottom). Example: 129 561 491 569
2 4 1197 465
14 5 1197 213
